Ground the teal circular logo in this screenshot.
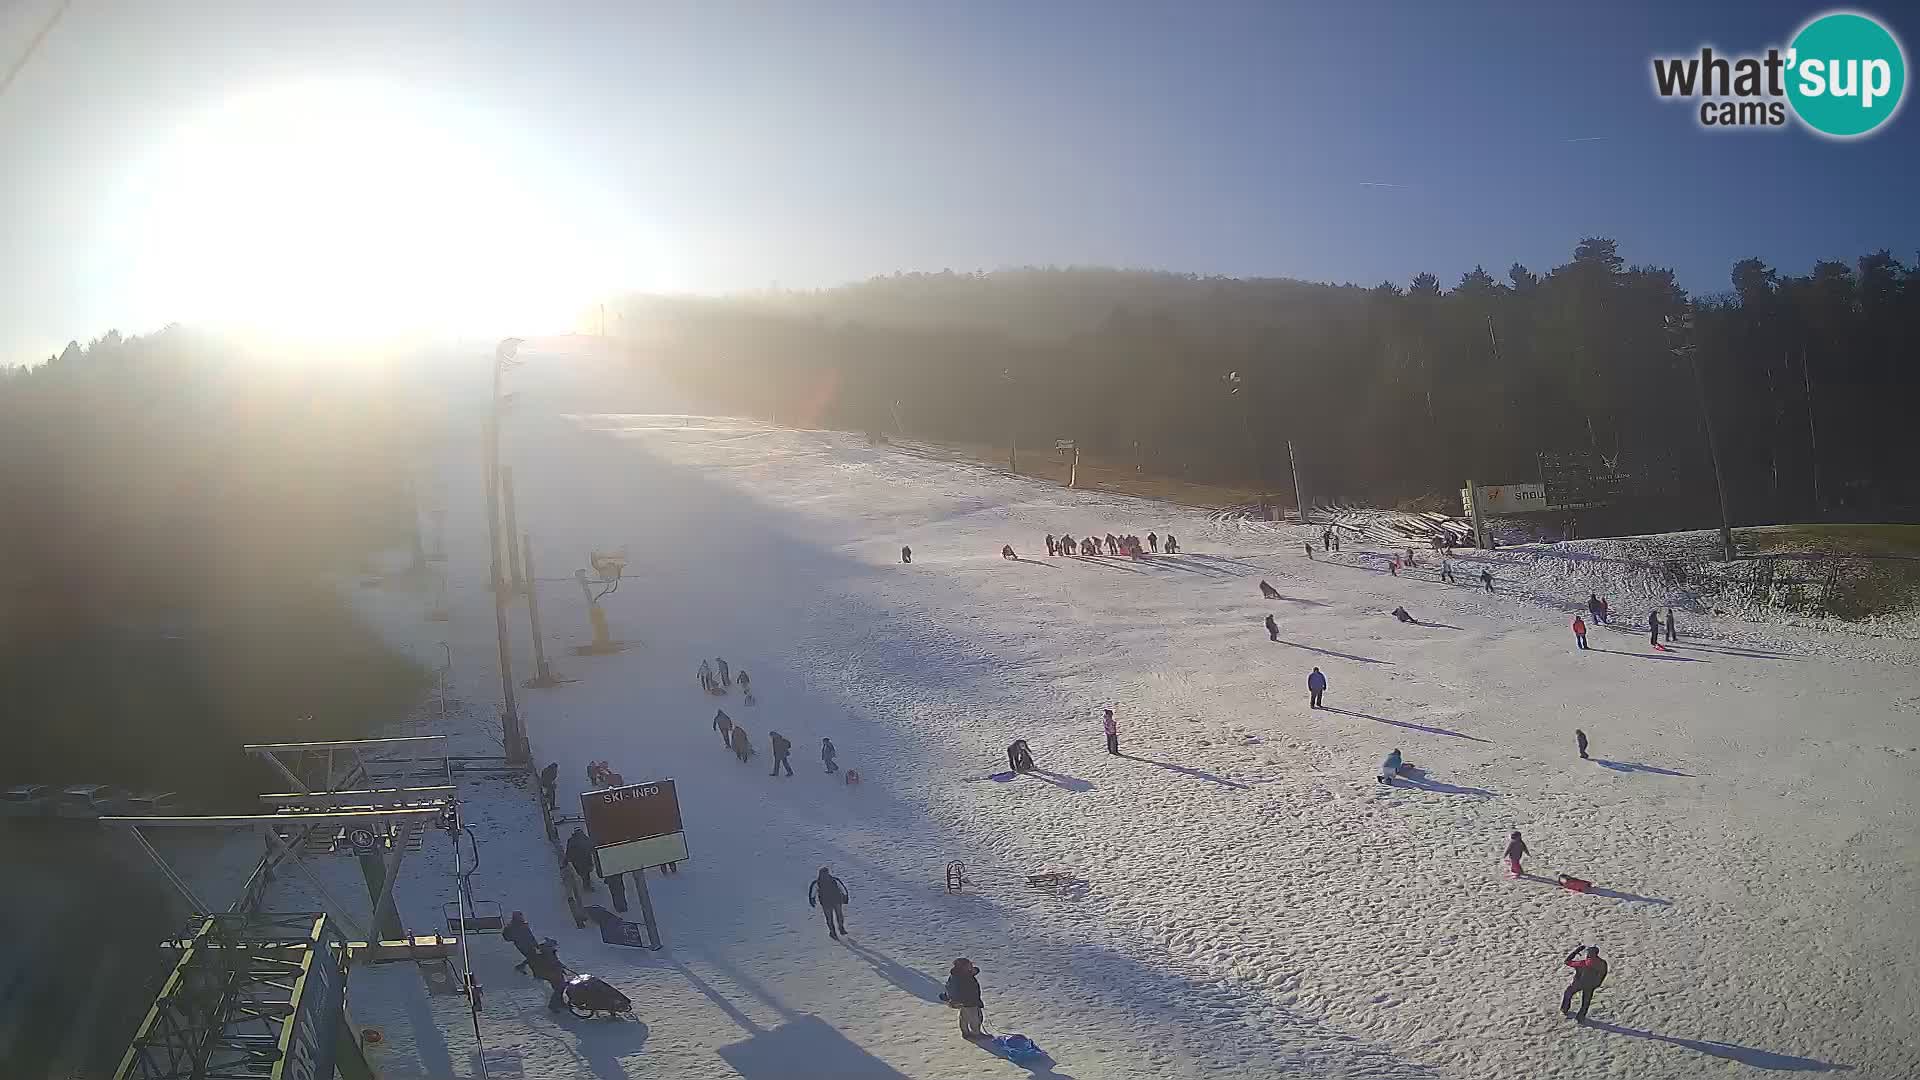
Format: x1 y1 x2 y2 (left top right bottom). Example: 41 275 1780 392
1787 12 1907 137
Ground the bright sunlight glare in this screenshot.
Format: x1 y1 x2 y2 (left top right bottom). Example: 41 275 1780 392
113 80 659 349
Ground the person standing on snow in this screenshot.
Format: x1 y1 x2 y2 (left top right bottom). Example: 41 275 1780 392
737 668 751 694
1165 534 1179 554
699 659 714 692
821 736 839 773
1572 615 1588 650
902 545 912 564
504 911 540 972
808 866 850 939
1597 597 1610 624
564 828 597 892
1102 709 1120 755
1378 748 1407 784
1307 667 1327 709
1045 534 1056 557
1560 945 1608 1021
1266 614 1279 641
1587 593 1603 623
1441 560 1456 584
1665 607 1677 642
1149 532 1159 553
1305 541 1314 559
1389 558 1399 577
768 730 794 776
1575 728 1589 760
1059 534 1074 556
528 939 569 1010
1481 568 1494 592
1504 831 1531 877
731 724 753 763
716 657 731 687
713 709 734 748
942 958 986 1039
1648 609 1661 647
538 762 559 811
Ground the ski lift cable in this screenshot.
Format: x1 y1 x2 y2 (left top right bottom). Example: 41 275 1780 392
448 802 490 1080
0 0 73 100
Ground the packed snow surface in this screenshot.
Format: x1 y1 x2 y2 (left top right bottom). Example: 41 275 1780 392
307 368 1915 1080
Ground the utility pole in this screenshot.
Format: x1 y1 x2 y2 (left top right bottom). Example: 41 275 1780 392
1287 439 1308 523
1669 312 1735 562
487 339 529 766
501 466 525 596
522 533 558 687
1003 368 1018 473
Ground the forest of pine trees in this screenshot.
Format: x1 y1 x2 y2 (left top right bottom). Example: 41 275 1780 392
624 238 1920 527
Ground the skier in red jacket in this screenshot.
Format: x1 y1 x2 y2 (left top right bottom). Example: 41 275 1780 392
1561 946 1608 1021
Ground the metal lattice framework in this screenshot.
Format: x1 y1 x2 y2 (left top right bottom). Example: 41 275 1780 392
114 913 345 1080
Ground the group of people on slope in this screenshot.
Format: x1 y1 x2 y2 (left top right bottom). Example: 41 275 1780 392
1572 596 1679 650
1045 530 1176 558
713 707 839 777
698 656 751 698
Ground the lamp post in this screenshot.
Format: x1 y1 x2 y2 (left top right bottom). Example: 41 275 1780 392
1668 311 1734 562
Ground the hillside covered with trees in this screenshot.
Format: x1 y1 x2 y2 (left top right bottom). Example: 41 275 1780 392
619 239 1920 527
0 328 430 802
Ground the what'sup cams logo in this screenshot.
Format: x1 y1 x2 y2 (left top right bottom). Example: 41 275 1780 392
1653 10 1906 138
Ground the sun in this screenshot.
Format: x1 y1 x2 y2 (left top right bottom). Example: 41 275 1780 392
117 80 653 347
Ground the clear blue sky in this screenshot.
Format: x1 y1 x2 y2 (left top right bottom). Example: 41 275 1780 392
2 0 1915 364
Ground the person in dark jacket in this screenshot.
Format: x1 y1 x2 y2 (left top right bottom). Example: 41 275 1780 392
1046 534 1057 556
564 828 596 892
1266 614 1279 641
731 725 753 763
597 850 628 913
1102 709 1119 755
713 708 734 748
1504 831 1530 877
1561 946 1608 1021
1481 568 1494 592
1149 532 1159 553
1308 667 1327 709
902 545 912 564
1587 593 1603 622
1575 728 1589 760
1059 534 1074 556
768 730 793 776
942 958 985 1039
821 736 839 773
1649 609 1662 647
1260 580 1282 600
1165 534 1179 553
504 910 539 972
1665 607 1677 642
1392 606 1415 623
808 866 850 939
527 939 568 1010
717 657 731 687
1305 541 1314 559
538 762 559 811
1007 739 1034 773
737 669 751 696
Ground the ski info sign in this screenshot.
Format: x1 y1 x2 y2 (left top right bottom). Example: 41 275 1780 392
582 779 690 875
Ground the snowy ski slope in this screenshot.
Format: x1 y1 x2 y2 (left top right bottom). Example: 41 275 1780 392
328 357 1917 1080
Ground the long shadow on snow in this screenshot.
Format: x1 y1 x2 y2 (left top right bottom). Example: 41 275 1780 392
1323 707 1491 743
1121 753 1252 789
1582 1021 1850 1071
1594 758 1693 777
546 421 1443 1080
1273 638 1393 665
1591 645 1710 663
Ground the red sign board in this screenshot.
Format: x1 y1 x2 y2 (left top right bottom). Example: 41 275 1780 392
580 779 688 874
